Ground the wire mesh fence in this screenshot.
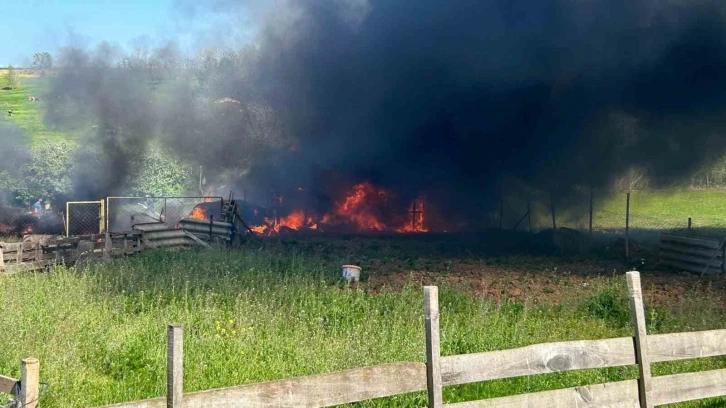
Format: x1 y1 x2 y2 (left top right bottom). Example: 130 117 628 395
500 186 726 250
106 196 223 232
66 201 104 236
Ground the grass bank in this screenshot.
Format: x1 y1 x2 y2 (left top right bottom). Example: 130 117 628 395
0 76 68 145
0 247 725 407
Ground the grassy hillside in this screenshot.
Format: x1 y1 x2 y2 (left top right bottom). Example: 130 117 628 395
0 75 68 145
1 246 725 407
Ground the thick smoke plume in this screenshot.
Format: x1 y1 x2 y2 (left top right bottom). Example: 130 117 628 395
43 0 726 227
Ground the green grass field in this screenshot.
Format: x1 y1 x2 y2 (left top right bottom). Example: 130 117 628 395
0 75 68 145
1 244 725 407
513 188 726 240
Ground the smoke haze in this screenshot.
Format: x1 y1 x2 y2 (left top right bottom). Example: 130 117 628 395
38 0 726 225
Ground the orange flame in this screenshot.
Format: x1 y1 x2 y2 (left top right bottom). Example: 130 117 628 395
396 198 428 233
251 210 318 235
249 182 429 235
324 182 389 231
190 207 207 220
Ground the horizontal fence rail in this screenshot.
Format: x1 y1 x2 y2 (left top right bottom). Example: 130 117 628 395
82 271 726 408
0 217 237 274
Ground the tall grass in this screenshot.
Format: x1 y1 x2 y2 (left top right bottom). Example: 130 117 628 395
0 248 724 407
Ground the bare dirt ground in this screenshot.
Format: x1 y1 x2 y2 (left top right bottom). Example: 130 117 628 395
253 232 726 309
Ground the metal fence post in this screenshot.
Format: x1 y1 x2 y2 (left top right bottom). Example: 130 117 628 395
626 192 631 260
589 186 594 239
498 179 504 231
65 202 70 237
99 199 105 234
527 199 532 234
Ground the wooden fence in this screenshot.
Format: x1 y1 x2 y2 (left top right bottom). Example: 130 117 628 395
0 218 234 274
9 271 726 407
0 358 40 408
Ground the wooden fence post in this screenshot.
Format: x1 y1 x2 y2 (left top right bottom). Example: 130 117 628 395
167 324 183 408
424 286 443 408
0 245 5 273
626 271 653 408
104 231 112 259
20 358 39 408
688 217 692 230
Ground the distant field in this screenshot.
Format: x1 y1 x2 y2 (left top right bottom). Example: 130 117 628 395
0 75 68 145
513 189 726 238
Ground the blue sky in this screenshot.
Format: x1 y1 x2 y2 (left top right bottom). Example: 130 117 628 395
1 0 248 66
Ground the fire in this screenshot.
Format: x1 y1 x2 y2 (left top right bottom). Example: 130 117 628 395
190 207 207 220
249 182 428 235
397 198 428 233
252 210 318 235
324 182 388 231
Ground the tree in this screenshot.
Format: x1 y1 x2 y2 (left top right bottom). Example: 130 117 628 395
128 144 192 196
32 52 53 70
1 142 75 205
2 65 18 89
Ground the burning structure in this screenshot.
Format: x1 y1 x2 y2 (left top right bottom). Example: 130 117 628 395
2 0 726 238
249 182 428 235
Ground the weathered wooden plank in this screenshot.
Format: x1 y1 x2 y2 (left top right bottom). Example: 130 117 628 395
187 362 427 408
440 337 635 386
168 324 183 408
3 260 57 274
425 286 443 408
97 362 427 408
659 251 721 268
3 252 42 263
444 379 639 408
0 373 17 394
183 231 212 249
92 398 165 408
650 329 726 362
659 242 720 259
652 368 726 406
660 233 720 249
627 271 653 408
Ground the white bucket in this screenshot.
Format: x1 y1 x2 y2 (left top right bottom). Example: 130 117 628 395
342 265 362 282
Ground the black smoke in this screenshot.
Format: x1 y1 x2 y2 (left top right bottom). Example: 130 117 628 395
43 0 726 228
228 0 726 218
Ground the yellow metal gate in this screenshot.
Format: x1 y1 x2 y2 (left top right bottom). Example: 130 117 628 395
65 200 105 236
